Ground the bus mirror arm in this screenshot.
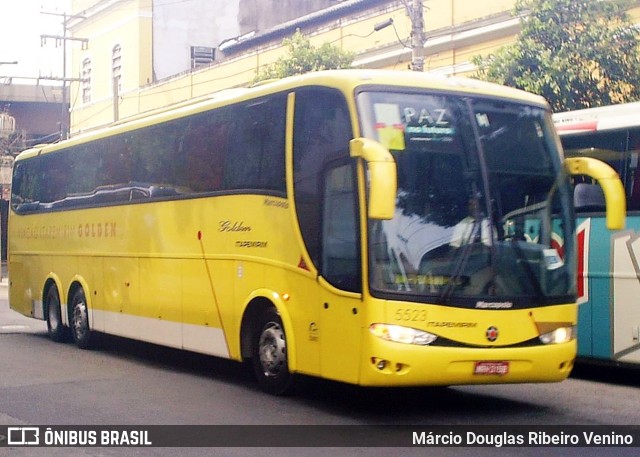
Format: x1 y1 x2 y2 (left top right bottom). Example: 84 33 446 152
565 157 626 230
349 138 397 220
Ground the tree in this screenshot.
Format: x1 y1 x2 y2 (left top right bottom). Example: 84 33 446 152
253 30 354 83
472 0 640 111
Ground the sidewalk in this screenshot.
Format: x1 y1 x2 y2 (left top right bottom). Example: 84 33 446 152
0 261 7 299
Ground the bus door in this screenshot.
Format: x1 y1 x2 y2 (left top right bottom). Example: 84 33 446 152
292 88 362 382
318 162 363 383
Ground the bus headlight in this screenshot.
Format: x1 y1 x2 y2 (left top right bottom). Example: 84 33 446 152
369 323 437 345
539 325 576 344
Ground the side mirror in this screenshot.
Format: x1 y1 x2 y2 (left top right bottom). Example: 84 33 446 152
565 157 626 230
349 138 397 220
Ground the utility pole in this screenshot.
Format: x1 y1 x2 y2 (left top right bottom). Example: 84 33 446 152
409 0 425 72
41 11 88 140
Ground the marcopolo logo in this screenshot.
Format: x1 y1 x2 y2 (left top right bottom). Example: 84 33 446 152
485 326 499 342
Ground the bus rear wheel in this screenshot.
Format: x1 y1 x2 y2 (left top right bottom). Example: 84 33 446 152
252 308 293 395
45 284 66 343
70 288 93 349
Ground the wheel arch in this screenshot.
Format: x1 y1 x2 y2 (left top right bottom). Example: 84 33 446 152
66 276 93 330
239 289 297 372
42 275 65 325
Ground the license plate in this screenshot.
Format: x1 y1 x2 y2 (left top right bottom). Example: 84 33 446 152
474 361 509 375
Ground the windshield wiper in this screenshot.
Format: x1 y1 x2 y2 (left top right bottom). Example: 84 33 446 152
440 225 477 300
440 100 498 299
509 239 544 298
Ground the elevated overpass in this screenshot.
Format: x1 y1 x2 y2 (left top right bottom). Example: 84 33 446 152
0 81 67 155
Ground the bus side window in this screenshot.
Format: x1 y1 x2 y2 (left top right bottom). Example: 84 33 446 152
258 96 287 192
562 131 630 212
180 114 226 193
628 150 640 211
223 95 286 193
293 88 353 273
40 154 70 203
322 163 360 292
101 137 133 188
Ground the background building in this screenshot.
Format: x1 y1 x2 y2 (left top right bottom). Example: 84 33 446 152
55 0 640 134
0 85 65 155
67 0 341 132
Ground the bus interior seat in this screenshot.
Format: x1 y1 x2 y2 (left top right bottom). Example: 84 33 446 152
573 183 605 212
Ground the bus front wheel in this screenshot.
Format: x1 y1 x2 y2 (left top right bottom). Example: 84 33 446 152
45 284 66 343
252 308 293 395
70 288 93 349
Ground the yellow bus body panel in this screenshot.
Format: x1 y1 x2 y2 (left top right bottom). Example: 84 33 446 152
9 194 299 360
357 301 577 386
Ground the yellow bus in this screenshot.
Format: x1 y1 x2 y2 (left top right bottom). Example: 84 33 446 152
8 70 625 394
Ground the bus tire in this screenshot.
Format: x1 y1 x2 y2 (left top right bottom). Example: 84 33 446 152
45 284 66 343
252 308 294 395
70 288 93 349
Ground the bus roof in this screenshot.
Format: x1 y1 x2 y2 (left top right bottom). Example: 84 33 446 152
16 69 549 161
553 101 640 135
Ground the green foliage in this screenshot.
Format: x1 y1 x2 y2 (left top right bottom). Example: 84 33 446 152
253 30 354 82
472 0 640 111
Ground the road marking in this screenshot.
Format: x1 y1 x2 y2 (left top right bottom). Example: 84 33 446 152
0 324 30 332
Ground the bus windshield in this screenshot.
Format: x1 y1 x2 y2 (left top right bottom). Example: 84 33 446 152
358 90 575 307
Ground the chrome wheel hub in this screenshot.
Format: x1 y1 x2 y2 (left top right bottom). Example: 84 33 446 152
258 323 286 378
